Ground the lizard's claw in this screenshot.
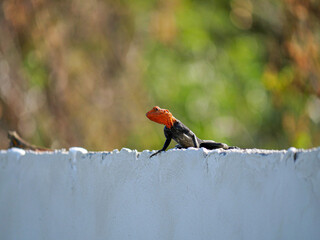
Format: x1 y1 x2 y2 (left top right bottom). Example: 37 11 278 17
150 150 163 158
227 146 240 150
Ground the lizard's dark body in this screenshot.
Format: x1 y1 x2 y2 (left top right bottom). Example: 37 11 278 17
151 119 229 157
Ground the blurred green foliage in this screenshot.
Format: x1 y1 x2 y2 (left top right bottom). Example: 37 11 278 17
0 0 319 151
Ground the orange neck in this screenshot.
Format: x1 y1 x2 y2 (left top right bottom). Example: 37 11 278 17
146 106 177 128
162 115 176 128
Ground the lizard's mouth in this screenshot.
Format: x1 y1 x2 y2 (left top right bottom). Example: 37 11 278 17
146 113 161 123
146 112 176 128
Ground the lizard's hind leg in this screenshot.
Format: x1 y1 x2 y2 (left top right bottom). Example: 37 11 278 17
200 141 229 150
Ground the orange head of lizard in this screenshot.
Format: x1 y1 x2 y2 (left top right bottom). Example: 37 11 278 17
146 106 176 128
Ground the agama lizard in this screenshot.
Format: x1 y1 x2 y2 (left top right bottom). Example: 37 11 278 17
146 106 237 157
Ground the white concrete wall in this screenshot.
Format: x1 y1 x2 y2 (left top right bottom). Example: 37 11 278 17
0 147 319 240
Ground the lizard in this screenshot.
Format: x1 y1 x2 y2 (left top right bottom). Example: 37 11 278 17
7 130 52 152
146 106 237 158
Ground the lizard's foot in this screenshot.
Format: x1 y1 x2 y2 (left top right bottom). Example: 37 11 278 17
227 146 240 150
150 150 164 158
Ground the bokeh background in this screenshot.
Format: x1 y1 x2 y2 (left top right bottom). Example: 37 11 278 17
0 0 319 151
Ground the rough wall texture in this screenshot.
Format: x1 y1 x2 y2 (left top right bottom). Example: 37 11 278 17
0 147 319 240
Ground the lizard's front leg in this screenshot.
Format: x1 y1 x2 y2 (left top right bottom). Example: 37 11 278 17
150 137 172 158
